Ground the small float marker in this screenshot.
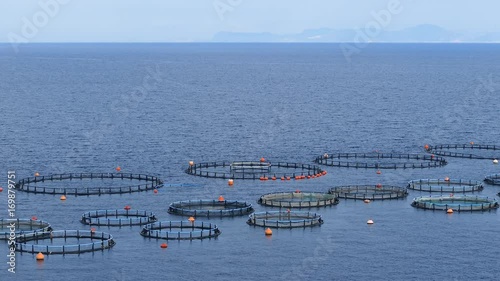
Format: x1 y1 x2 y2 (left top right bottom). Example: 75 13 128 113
260 157 266 163
36 252 45 261
265 228 273 236
160 243 168 249
447 208 454 214
34 172 40 177
188 217 195 223
444 177 450 182
367 219 374 225
153 189 158 194
376 170 381 175
0 187 3 192
189 160 194 166
116 166 121 172
363 199 371 203
60 195 66 201
218 195 225 202
31 216 38 221
493 159 499 164
124 205 131 210
228 179 234 186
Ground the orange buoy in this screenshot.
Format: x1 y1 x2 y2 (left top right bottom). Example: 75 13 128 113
295 176 300 180
31 216 38 221
60 195 66 201
447 208 453 214
271 176 276 180
286 176 291 180
188 217 195 223
124 205 131 210
218 195 225 202
34 172 40 177
260 157 266 163
160 243 168 249
90 227 96 232
367 219 374 224
376 170 381 175
116 166 121 172
311 175 316 178
424 144 430 150
265 228 273 236
36 252 45 261
376 183 382 188
188 160 194 166
295 189 301 193
470 141 474 145
364 199 370 203
444 177 450 182
153 189 158 194
280 176 285 181
228 179 234 186
322 171 327 175
307 175 311 179
0 187 3 192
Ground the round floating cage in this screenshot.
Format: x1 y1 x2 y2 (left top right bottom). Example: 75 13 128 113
0 219 52 240
15 230 116 254
315 153 446 169
407 179 484 193
411 195 499 212
140 221 221 240
328 185 408 200
80 210 157 226
425 143 500 159
258 192 339 208
15 173 163 196
168 200 254 217
247 211 324 228
186 161 325 180
484 174 500 186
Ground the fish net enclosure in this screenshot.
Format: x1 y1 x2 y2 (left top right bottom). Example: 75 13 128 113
0 219 52 240
407 179 484 193
247 211 324 228
328 185 408 200
315 153 446 169
186 161 326 180
80 210 157 226
168 200 254 217
484 174 500 185
425 143 500 159
411 195 499 212
15 173 163 196
258 192 339 208
15 230 116 254
140 221 221 240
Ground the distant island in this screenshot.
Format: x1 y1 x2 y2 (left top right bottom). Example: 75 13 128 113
212 24 500 43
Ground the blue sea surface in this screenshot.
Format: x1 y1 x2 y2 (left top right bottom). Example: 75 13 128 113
1 43 500 280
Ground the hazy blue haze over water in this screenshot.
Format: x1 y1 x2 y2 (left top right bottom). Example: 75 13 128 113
0 43 500 280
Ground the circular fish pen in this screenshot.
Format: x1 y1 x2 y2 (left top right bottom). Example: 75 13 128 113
315 153 446 169
247 211 324 228
140 221 221 240
328 185 408 200
15 173 163 196
185 161 325 180
411 196 499 212
80 210 157 226
258 192 339 208
168 200 254 217
484 174 500 186
425 143 500 159
407 179 484 193
15 230 116 254
0 219 52 240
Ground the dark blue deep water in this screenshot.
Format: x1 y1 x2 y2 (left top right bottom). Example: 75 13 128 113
1 43 500 280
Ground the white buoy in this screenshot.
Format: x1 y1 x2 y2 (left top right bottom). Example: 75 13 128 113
493 159 498 164
367 219 374 224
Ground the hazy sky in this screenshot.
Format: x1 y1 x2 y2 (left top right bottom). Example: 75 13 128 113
1 0 499 42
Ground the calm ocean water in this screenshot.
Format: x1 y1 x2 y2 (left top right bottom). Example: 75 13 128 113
1 43 500 281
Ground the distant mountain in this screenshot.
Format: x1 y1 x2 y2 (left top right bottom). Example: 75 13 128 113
212 25 500 43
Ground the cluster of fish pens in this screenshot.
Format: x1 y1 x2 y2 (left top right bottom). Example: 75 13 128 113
1 143 499 257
